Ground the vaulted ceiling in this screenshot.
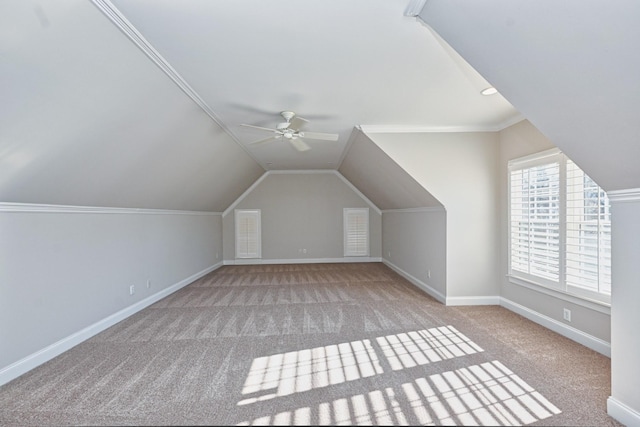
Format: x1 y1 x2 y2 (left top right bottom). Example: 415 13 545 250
419 0 640 192
1 0 519 211
3 0 636 213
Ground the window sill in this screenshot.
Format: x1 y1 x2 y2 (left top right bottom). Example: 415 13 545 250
507 274 611 315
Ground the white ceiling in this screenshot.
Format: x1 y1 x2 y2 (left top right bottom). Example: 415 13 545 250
0 0 523 211
420 0 640 192
106 0 520 170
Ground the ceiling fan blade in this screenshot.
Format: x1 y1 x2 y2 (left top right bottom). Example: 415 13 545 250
299 131 339 141
240 124 277 133
248 136 277 145
288 116 309 131
290 138 311 152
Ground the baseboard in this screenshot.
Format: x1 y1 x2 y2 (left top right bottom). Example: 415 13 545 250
0 262 223 387
446 296 501 306
500 297 611 357
224 257 383 265
607 396 640 426
382 259 446 304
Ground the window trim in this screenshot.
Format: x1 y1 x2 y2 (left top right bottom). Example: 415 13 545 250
343 208 369 257
506 274 611 314
235 209 261 259
508 149 611 306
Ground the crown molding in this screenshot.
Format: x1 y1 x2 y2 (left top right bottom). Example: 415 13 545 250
267 169 337 175
336 127 361 170
0 202 221 216
358 116 525 135
404 0 428 17
607 188 640 203
222 170 382 217
89 0 263 168
381 207 444 214
222 171 270 217
496 113 526 130
333 170 382 216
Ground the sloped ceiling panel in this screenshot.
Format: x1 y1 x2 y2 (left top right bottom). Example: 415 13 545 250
0 1 263 211
339 129 442 210
420 0 640 191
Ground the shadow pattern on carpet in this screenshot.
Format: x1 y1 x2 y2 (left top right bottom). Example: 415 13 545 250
0 263 619 426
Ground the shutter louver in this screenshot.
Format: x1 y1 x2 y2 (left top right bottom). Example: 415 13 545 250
565 160 611 295
508 150 611 303
344 208 369 257
510 162 560 282
235 210 261 259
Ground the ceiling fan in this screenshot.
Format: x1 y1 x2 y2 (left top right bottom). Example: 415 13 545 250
240 111 339 152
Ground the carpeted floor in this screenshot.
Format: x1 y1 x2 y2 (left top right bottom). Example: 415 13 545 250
0 263 620 426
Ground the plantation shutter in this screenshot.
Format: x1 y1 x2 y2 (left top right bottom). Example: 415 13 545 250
235 209 261 259
344 208 369 257
565 160 611 295
509 159 560 283
509 149 611 303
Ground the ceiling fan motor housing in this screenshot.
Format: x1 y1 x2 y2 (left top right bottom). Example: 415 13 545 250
280 111 296 122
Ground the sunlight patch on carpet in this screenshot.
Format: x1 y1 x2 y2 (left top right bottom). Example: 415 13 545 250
237 325 483 406
376 325 483 370
237 338 383 406
237 360 560 426
403 360 562 426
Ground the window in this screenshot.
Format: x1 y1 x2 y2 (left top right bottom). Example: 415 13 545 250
344 208 369 257
235 209 261 259
508 149 611 303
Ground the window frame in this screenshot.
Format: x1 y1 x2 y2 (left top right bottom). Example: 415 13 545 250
343 208 370 257
235 209 261 259
508 148 611 306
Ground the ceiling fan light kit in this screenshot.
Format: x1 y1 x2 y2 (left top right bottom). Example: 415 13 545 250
240 111 339 152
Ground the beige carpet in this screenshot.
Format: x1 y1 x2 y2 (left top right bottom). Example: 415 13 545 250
0 263 620 426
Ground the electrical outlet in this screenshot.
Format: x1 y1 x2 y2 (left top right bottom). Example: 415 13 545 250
302 248 307 254
427 270 431 279
563 308 571 322
129 285 135 295
146 279 151 289
388 251 391 258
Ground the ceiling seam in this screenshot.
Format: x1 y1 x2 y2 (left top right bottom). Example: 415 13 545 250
89 0 265 169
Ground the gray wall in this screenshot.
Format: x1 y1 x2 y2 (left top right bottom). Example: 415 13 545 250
368 131 501 300
382 209 447 301
497 120 611 343
0 207 222 381
222 171 381 262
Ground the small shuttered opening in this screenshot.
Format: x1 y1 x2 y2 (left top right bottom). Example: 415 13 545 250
235 209 261 259
344 208 369 257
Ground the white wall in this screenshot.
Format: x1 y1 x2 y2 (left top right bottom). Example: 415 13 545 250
608 194 640 424
498 120 611 345
0 204 222 385
382 209 447 302
368 131 500 301
222 171 381 262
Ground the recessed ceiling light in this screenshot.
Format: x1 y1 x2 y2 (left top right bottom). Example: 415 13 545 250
481 87 498 96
